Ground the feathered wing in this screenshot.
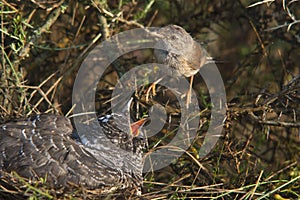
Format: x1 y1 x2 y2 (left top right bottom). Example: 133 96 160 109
0 114 142 192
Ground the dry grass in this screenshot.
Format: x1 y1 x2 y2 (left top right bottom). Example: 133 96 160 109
0 0 299 199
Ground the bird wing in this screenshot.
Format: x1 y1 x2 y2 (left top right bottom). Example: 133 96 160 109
0 114 133 190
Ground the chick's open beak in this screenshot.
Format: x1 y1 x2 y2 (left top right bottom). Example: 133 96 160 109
130 118 148 137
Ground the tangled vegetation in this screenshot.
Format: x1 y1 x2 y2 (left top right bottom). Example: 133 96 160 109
0 0 299 199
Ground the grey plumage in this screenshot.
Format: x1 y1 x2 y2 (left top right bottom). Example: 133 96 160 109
0 114 144 194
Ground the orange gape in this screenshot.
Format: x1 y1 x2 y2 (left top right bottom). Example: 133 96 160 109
131 118 148 137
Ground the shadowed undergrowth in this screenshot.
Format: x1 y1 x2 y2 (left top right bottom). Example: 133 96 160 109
0 0 299 199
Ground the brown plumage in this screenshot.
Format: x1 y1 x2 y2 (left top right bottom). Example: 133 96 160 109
154 25 208 107
154 25 207 77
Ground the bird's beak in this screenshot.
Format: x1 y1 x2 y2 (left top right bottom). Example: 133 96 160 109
130 118 148 137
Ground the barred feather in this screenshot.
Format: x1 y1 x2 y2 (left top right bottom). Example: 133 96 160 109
0 114 144 194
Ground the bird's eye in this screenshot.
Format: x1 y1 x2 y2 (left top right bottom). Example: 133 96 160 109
170 35 177 40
